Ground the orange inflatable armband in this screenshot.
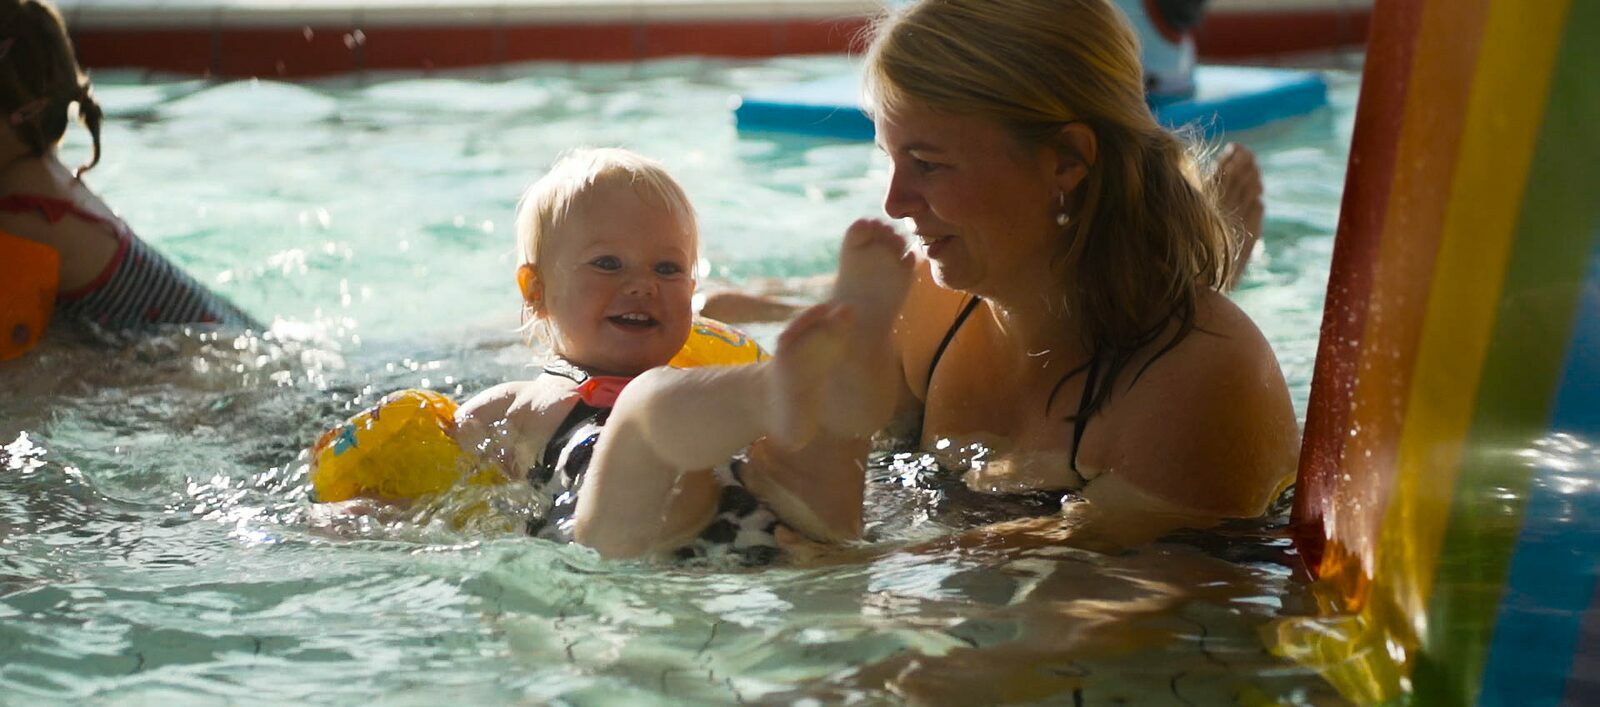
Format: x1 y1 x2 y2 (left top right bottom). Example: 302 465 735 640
0 232 59 361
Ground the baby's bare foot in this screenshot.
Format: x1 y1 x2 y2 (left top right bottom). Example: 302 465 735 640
823 219 913 437
767 303 853 449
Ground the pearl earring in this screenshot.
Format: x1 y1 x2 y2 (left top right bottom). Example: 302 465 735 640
1055 192 1070 227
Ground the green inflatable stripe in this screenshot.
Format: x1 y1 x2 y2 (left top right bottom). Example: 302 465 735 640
1416 0 1600 702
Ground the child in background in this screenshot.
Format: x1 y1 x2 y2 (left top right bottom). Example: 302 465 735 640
454 148 912 561
0 0 255 360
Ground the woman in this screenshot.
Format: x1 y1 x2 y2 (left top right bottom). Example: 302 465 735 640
729 0 1299 549
0 0 256 362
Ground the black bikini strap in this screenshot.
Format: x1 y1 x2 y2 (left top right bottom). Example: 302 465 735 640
925 296 982 391
1070 353 1103 473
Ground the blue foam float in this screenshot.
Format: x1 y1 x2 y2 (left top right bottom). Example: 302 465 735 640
734 65 1329 140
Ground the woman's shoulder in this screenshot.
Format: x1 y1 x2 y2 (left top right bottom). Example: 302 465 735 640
0 159 125 286
1 157 121 221
0 155 59 193
0 159 64 235
1094 289 1299 517
1183 289 1278 364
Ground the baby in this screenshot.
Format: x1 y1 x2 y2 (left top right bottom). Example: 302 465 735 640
455 148 912 561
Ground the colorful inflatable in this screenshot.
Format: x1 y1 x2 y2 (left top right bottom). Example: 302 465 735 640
1273 0 1599 704
667 316 768 368
310 317 769 504
309 389 501 503
0 232 59 362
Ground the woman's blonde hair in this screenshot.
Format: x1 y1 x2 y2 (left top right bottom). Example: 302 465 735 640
513 147 698 344
864 0 1237 417
0 0 103 176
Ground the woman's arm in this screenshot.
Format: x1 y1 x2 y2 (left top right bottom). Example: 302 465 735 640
697 290 809 324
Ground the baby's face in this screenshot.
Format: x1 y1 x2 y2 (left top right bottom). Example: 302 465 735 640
538 183 695 375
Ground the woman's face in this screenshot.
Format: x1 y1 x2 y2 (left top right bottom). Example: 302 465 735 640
875 102 1060 297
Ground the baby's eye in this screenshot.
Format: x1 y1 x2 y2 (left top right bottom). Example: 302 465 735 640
912 157 944 174
589 255 622 271
654 261 686 277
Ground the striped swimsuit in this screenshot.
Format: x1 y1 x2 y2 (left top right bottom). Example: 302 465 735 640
0 193 258 330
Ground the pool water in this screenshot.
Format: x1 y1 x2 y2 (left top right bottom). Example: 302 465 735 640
1 56 1357 704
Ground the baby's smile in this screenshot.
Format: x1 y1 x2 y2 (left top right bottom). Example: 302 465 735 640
607 311 659 329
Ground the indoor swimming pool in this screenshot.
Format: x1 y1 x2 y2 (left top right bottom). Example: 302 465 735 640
0 55 1360 703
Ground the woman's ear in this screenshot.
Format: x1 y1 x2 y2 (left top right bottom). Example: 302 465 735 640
516 263 542 313
1053 122 1098 196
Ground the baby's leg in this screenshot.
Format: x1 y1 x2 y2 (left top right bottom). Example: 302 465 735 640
820 219 914 436
572 304 855 558
576 224 913 555
736 220 915 543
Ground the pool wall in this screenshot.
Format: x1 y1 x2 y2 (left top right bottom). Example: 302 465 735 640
56 0 1371 77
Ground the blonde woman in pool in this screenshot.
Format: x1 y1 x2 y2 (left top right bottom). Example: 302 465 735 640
454 148 913 561
720 0 1299 550
876 0 1298 546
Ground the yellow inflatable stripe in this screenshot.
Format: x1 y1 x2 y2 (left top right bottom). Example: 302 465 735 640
1382 0 1571 653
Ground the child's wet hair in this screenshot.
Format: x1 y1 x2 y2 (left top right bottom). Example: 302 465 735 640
0 0 102 176
513 147 699 344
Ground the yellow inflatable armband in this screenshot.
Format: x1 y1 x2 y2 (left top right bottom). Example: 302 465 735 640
0 232 59 362
309 389 503 503
310 319 767 506
669 317 769 368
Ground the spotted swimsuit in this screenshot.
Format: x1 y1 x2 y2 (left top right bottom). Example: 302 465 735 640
524 359 784 565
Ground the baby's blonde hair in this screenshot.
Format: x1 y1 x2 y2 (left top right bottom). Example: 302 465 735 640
513 147 698 343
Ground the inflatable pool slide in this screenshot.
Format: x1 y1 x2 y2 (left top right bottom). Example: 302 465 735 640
1274 0 1599 703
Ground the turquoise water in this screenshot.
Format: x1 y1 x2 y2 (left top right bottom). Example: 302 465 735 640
1 56 1356 704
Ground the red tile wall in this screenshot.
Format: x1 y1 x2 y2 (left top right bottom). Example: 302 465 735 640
70 18 873 78
69 11 1366 78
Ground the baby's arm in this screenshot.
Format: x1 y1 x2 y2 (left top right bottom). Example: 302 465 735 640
455 377 578 478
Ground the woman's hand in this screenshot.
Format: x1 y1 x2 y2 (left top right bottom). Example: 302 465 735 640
1214 143 1265 290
